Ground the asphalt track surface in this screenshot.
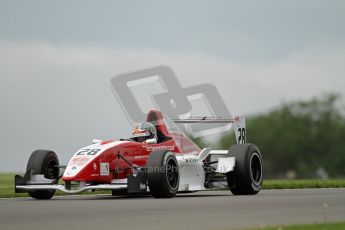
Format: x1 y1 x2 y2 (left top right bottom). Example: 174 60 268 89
1 189 345 230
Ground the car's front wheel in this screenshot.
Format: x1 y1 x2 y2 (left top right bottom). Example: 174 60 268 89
147 150 179 198
26 150 60 199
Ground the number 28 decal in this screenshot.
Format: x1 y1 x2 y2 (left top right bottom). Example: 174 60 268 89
238 128 246 144
76 148 101 156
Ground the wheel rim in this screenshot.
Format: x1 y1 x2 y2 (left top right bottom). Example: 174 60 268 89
250 153 262 185
166 157 178 189
45 160 59 180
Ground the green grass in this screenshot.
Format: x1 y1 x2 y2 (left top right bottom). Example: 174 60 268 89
248 222 345 230
263 179 345 189
1 173 345 198
0 173 29 198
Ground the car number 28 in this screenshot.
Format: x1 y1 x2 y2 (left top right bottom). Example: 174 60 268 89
76 148 101 156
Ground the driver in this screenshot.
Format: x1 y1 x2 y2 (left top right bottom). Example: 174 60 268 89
131 122 157 143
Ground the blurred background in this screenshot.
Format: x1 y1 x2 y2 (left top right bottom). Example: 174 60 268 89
199 93 345 179
0 0 344 178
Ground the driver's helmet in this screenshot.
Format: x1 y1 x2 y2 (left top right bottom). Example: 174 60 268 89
131 122 157 143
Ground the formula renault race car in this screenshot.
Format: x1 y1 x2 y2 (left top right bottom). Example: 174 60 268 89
15 109 263 199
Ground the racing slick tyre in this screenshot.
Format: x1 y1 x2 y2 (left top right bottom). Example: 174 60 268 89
147 150 179 198
26 150 60 199
226 144 263 195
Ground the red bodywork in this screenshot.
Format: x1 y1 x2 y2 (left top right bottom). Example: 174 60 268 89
62 110 201 183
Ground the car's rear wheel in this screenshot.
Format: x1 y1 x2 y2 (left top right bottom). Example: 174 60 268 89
147 150 179 198
226 144 263 195
26 150 60 199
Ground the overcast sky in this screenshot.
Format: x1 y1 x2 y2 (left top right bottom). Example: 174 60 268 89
1 0 345 172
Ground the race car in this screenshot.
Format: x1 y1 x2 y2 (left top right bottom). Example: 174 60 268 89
15 109 263 199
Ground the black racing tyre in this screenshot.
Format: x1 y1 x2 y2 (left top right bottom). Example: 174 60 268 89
147 150 179 198
26 150 60 200
226 144 263 195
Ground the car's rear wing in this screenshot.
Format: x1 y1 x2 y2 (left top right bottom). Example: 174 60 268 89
172 116 246 144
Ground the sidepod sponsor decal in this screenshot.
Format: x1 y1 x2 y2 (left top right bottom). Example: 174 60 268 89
100 163 109 176
146 145 174 151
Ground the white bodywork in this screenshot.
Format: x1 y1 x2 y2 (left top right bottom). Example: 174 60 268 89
175 149 235 192
171 115 245 192
176 154 205 191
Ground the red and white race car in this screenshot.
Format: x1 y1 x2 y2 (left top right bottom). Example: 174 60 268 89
15 109 263 199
